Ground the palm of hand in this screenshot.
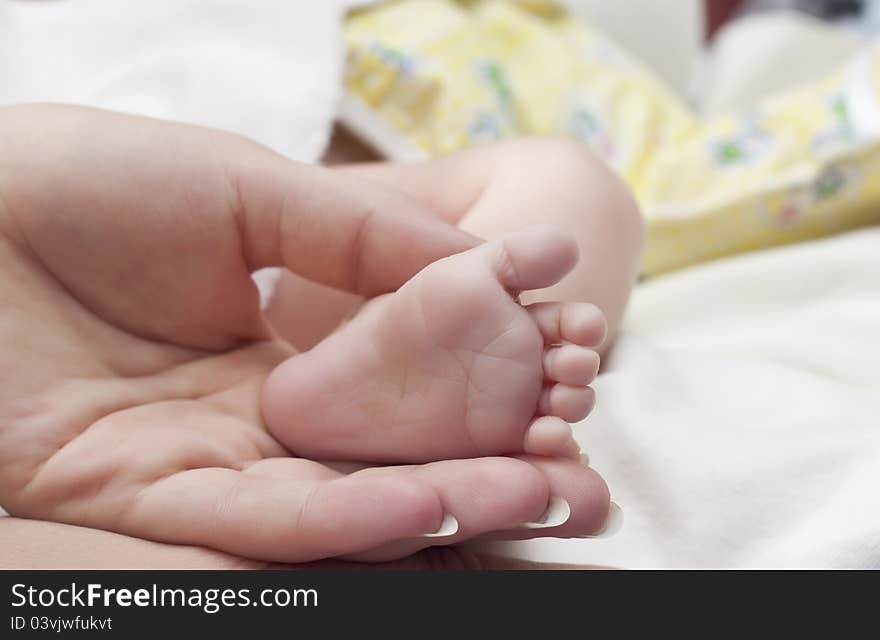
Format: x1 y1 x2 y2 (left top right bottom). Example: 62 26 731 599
0 284 295 548
0 106 525 564
0 106 345 560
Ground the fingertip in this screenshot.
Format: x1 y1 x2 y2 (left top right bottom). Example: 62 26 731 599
511 455 613 539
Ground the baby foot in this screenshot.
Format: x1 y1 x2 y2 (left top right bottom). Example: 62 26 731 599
261 227 606 463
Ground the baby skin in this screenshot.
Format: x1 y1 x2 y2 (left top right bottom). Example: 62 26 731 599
263 227 604 462
262 138 643 465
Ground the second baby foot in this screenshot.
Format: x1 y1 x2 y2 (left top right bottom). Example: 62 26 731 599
261 227 606 463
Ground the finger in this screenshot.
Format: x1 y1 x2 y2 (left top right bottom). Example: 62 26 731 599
0 106 480 349
341 457 557 562
351 454 616 560
121 459 448 563
234 157 481 296
478 455 617 542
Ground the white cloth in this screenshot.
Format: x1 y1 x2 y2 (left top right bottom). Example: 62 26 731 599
488 227 880 567
564 0 704 101
700 10 867 114
0 0 355 162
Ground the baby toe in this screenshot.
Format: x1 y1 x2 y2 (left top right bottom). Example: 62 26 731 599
528 301 607 347
480 226 579 293
544 345 600 386
523 416 581 458
538 384 596 422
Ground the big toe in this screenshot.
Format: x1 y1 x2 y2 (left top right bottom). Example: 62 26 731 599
478 226 579 293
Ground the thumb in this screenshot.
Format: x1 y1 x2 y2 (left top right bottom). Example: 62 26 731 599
0 105 478 351
231 155 481 297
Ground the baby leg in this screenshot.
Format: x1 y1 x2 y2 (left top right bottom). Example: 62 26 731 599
268 137 642 354
339 138 644 353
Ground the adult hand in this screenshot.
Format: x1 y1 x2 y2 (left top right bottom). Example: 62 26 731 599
0 105 611 563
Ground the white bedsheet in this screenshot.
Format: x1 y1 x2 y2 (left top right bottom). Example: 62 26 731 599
488 228 880 567
0 0 356 162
